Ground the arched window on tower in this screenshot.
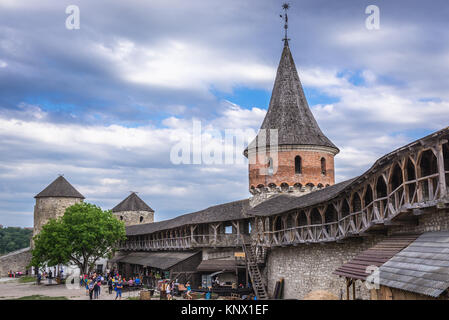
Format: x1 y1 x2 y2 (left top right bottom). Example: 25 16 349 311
295 156 302 174
321 158 326 175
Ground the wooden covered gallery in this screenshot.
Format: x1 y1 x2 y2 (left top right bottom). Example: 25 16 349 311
115 199 254 289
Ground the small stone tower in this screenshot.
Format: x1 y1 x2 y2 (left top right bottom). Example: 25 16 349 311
111 192 154 226
33 176 85 246
245 41 339 206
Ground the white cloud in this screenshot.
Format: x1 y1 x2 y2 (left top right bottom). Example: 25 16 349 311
96 39 275 92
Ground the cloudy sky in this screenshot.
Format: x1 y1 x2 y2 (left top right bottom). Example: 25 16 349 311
1 0 448 227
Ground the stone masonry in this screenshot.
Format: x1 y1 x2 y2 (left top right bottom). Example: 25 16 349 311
0 247 32 276
112 210 154 227
33 197 83 244
265 236 383 300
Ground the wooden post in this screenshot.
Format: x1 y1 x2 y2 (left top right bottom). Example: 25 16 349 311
346 278 350 300
190 225 197 244
436 142 447 197
353 280 356 300
232 221 240 242
414 153 422 202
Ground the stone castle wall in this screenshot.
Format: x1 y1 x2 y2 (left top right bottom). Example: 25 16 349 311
264 207 449 300
265 236 382 300
390 207 449 234
0 247 32 276
112 210 154 227
33 197 83 245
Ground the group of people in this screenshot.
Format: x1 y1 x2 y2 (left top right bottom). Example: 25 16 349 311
81 273 104 300
80 270 143 300
34 268 64 285
164 280 192 300
7 270 24 278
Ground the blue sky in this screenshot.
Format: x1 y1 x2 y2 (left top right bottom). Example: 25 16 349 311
0 0 449 227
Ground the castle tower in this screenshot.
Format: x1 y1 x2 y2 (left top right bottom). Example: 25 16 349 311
245 40 339 206
111 192 154 226
33 176 84 245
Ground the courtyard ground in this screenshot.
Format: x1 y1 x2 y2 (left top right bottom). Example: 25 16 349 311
0 277 142 300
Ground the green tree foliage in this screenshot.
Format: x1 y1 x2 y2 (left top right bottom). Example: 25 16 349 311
0 227 33 255
30 202 126 274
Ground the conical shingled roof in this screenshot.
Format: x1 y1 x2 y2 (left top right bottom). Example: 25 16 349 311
246 43 338 153
112 192 154 213
34 176 85 199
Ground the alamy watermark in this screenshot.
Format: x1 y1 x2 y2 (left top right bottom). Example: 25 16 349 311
66 5 80 30
365 5 380 30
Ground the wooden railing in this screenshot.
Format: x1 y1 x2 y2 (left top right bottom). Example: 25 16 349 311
119 234 251 251
261 172 446 246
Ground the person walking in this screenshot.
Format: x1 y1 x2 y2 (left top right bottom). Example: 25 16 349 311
88 279 94 300
96 276 102 298
48 270 53 285
115 278 123 300
108 277 113 294
186 281 192 300
166 281 172 300
85 277 90 296
93 280 99 299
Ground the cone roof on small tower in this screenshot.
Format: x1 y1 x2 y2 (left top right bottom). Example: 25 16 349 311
35 176 85 199
112 192 154 213
246 41 339 154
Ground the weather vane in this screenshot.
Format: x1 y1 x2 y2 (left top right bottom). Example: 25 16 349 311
280 3 290 45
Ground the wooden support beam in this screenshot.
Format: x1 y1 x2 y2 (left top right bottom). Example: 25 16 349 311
436 142 447 196
353 280 356 300
346 278 350 300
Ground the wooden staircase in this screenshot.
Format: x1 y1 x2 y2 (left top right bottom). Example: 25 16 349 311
242 241 269 300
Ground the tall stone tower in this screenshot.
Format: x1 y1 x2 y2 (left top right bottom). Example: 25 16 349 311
111 192 154 226
33 176 84 245
245 41 339 206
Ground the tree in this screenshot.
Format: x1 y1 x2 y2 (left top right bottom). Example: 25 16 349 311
30 202 126 274
0 227 33 255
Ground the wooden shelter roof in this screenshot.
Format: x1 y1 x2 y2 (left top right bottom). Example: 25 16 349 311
196 259 237 272
333 234 420 281
112 251 200 270
378 231 449 297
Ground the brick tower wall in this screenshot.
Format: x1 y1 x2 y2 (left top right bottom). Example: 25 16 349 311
249 149 335 189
